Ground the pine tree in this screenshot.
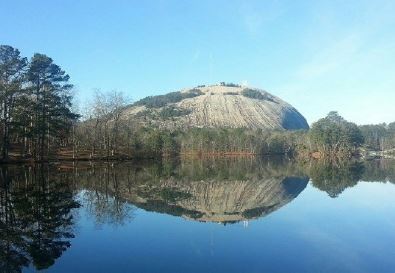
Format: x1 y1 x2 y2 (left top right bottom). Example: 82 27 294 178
26 53 78 160
0 45 27 159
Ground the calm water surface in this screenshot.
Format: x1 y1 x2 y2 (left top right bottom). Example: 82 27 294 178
1 158 395 273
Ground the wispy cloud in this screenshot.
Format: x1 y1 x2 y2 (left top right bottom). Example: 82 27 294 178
243 12 264 36
208 52 214 80
296 34 361 81
273 0 395 124
191 49 200 63
239 1 285 37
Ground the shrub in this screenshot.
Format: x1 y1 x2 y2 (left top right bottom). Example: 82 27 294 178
159 106 191 119
220 82 241 87
241 88 274 102
134 89 203 108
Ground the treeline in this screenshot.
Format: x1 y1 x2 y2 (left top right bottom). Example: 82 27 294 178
72 110 360 159
359 123 395 151
179 128 306 156
0 45 77 161
2 44 395 162
74 120 304 159
73 95 395 160
83 111 367 159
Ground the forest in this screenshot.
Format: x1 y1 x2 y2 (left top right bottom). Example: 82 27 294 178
1 44 395 162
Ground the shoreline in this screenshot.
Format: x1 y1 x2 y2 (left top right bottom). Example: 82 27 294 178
0 151 393 165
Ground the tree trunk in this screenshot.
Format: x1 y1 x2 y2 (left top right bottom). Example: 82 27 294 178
2 101 9 160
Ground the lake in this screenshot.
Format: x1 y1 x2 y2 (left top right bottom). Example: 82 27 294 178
1 158 395 273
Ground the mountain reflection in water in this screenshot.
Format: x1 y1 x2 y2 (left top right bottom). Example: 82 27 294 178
1 158 395 272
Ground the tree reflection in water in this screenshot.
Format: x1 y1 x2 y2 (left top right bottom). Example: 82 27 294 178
308 159 395 197
0 165 80 273
309 160 365 198
80 162 136 227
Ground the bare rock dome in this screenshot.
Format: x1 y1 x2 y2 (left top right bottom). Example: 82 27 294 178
123 84 309 130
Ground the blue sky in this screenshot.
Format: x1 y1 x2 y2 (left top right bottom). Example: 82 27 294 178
1 0 395 124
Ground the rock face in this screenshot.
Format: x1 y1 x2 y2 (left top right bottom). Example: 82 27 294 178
123 84 309 130
77 159 309 224
79 171 308 224
132 176 308 223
